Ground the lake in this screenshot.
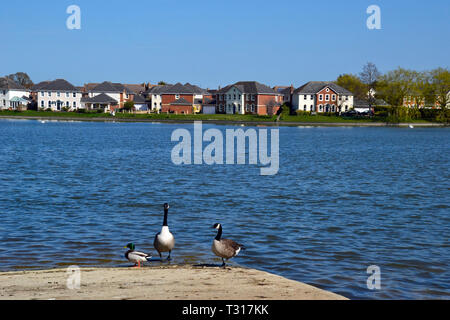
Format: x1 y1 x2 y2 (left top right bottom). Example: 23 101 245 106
0 119 449 299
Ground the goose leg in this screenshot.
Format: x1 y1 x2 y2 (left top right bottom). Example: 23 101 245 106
221 258 226 268
167 251 172 261
159 252 162 261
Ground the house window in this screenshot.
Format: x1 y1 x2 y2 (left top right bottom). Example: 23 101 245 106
73 101 76 108
41 92 44 97
332 94 336 101
326 88 330 92
311 95 314 100
73 92 76 98
319 94 323 101
41 101 44 107
325 94 329 101
304 105 307 111
57 92 61 97
304 95 307 99
175 94 180 99
251 104 255 112
66 92 69 98
311 105 313 110
48 101 51 108
66 101 69 107
48 92 51 97
251 95 255 101
319 104 323 111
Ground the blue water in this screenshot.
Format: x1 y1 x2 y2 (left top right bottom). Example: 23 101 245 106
0 119 449 299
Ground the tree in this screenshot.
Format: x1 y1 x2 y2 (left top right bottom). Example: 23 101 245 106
123 101 135 112
335 74 367 100
360 62 381 107
158 81 167 86
430 68 450 109
6 72 34 89
376 67 413 107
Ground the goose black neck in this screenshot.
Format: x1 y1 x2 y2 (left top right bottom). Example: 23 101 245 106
163 208 168 226
215 225 222 241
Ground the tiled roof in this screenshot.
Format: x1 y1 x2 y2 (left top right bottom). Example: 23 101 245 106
217 81 279 95
32 79 79 92
0 77 29 91
81 93 118 104
293 81 353 95
162 82 208 95
90 81 134 94
123 84 146 94
170 97 192 105
133 94 147 103
31 81 51 91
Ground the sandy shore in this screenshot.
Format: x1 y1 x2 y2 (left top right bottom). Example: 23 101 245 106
0 115 447 127
0 265 347 300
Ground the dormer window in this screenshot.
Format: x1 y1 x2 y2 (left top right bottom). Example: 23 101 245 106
175 94 180 99
326 88 330 92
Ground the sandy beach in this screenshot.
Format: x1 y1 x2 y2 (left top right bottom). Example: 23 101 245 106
0 265 347 300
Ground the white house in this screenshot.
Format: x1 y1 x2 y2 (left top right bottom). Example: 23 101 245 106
145 84 172 113
0 77 30 110
33 79 82 111
292 81 354 113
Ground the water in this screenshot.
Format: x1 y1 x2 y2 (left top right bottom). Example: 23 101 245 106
0 119 449 300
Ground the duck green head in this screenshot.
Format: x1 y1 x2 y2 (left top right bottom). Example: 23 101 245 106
124 243 135 250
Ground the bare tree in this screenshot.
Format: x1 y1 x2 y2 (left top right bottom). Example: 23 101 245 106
360 62 381 108
6 72 34 89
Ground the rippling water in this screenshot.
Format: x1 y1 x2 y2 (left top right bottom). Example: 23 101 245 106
0 119 449 299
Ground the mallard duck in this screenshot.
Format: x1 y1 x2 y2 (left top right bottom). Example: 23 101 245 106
124 243 151 268
212 223 245 267
153 203 175 261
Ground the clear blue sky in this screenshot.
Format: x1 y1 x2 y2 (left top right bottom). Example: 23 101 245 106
1 0 449 88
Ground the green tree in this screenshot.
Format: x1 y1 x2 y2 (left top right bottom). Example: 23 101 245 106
158 81 167 86
335 74 367 100
123 101 135 112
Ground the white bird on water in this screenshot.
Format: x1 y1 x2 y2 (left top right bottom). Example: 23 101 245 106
409 125 414 129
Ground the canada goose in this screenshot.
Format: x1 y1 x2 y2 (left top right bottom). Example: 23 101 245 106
124 243 151 268
212 223 245 267
153 203 175 260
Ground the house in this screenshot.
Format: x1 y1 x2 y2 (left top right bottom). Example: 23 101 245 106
0 77 30 110
202 97 217 114
160 83 208 114
273 85 294 105
82 81 135 112
292 81 353 113
215 81 282 115
133 94 149 112
33 79 82 111
144 84 172 113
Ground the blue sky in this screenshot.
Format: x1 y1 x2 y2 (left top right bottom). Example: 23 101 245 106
1 0 449 88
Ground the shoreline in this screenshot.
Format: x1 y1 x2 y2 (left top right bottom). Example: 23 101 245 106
0 115 447 127
0 265 347 300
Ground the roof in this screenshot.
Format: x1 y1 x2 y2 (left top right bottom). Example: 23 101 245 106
162 82 208 95
145 84 173 95
81 93 118 104
123 84 146 94
133 94 147 103
0 77 28 91
89 81 134 94
31 81 51 91
170 97 192 105
217 81 279 95
293 81 353 95
32 79 79 92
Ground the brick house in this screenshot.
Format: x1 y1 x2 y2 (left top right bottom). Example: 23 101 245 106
292 81 354 113
160 83 208 114
81 81 135 112
215 81 282 115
